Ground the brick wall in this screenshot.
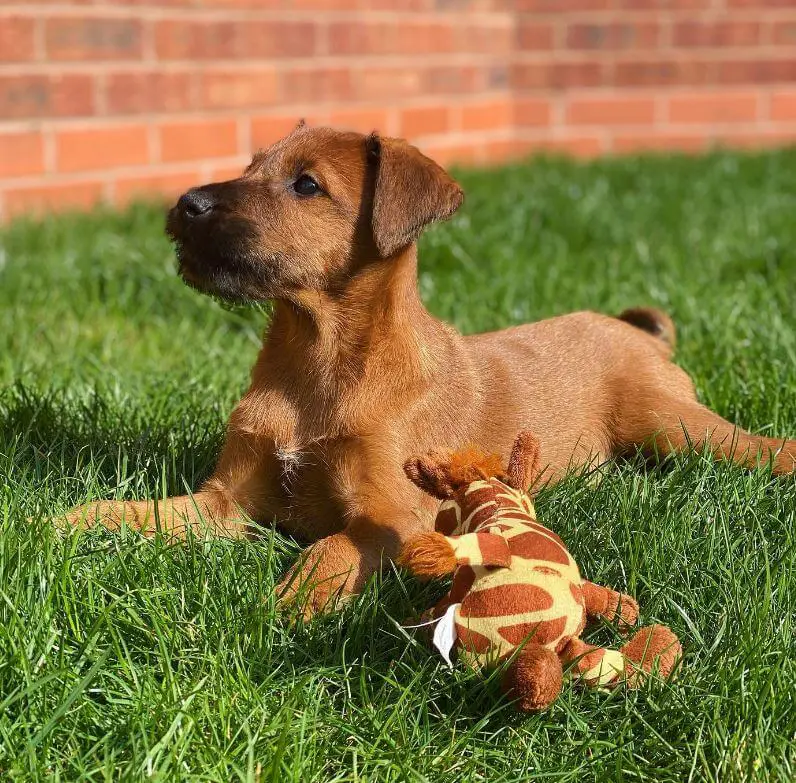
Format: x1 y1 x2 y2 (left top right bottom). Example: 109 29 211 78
1 1 796 219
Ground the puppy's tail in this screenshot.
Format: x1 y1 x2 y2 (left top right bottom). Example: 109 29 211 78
617 307 676 357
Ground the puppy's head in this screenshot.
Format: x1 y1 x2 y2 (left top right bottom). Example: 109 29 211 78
166 124 463 303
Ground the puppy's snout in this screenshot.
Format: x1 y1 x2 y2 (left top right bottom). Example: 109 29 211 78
178 189 216 219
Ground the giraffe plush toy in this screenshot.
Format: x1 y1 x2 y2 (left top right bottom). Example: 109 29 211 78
399 431 682 712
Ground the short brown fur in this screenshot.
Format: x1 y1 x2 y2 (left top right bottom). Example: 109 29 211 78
64 125 796 615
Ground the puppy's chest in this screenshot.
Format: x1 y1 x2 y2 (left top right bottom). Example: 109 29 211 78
269 438 365 532
274 444 306 490
272 440 339 495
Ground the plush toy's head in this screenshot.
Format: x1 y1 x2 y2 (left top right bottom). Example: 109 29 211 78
404 430 541 535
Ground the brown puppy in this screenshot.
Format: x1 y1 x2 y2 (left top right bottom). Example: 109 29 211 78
66 124 796 614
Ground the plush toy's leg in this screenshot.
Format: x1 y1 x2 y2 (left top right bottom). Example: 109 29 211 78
560 638 628 688
582 581 639 628
501 644 563 712
562 625 682 689
619 625 682 686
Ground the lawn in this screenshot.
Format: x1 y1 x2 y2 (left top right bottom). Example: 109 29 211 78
1 150 795 782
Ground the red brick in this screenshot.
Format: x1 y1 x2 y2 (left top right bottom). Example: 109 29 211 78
0 16 36 61
8 0 796 216
523 136 605 158
728 0 796 6
327 108 391 134
460 22 514 54
614 59 713 87
400 106 450 138
328 21 456 56
284 68 354 102
105 71 196 115
114 171 199 206
712 129 796 147
0 74 95 119
673 21 760 48
5 180 105 219
155 20 235 59
567 96 656 125
718 59 796 84
45 17 143 61
613 133 707 153
417 22 468 55
483 138 529 164
484 65 511 91
615 0 711 6
0 131 45 178
566 23 660 50
423 66 482 95
200 69 279 110
207 162 249 182
250 115 305 149
296 0 361 7
419 141 481 168
154 20 317 60
159 119 238 163
516 0 609 9
514 97 551 126
250 19 318 57
56 124 150 173
357 68 421 101
770 22 796 45
668 92 758 124
513 61 606 90
516 21 555 50
769 91 796 121
152 0 283 5
461 99 513 131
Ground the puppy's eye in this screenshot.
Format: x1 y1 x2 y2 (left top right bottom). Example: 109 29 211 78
293 174 320 197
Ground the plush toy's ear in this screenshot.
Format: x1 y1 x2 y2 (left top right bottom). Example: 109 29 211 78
505 431 542 491
367 134 464 259
404 453 455 500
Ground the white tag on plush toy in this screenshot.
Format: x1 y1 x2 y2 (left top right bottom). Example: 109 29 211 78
432 603 460 669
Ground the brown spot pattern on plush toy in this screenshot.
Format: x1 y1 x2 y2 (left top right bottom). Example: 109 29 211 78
461 583 554 618
509 531 571 564
400 430 683 712
498 615 568 646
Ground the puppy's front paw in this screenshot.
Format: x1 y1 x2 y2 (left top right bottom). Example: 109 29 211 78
276 537 359 620
276 573 348 621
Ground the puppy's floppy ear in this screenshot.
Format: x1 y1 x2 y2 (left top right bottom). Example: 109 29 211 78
367 134 464 258
506 430 542 491
404 453 455 500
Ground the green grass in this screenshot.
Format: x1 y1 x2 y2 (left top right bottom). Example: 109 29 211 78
2 150 796 782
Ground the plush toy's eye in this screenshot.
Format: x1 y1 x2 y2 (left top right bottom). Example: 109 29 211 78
293 174 320 197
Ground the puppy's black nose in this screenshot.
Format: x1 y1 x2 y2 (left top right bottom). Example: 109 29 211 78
178 189 215 219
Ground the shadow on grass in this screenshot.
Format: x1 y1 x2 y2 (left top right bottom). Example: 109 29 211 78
1 382 224 506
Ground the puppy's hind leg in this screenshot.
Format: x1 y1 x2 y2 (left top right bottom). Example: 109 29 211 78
617 391 796 475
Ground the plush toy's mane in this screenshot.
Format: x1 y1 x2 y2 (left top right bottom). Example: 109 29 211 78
447 447 506 486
